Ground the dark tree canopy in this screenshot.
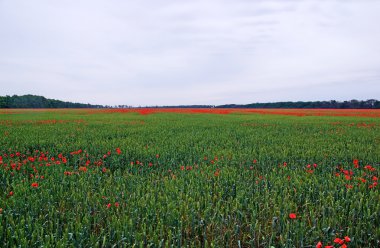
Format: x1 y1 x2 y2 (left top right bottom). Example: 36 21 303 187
1 95 379 109
0 95 103 108
216 99 380 109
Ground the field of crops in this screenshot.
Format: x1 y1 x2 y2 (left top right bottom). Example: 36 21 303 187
0 108 379 247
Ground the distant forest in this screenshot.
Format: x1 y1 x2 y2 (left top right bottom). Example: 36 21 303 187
0 95 379 109
0 95 103 108
216 99 380 109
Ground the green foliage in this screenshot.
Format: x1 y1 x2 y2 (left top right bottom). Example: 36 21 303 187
0 110 379 247
0 95 103 108
218 99 380 109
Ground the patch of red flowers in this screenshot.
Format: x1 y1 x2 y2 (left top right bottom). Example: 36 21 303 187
317 235 351 248
77 108 380 117
116 148 121 155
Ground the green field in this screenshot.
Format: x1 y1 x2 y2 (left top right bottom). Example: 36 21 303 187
0 109 379 247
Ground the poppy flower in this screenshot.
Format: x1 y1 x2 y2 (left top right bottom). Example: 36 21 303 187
364 165 375 171
358 178 366 183
107 203 111 209
345 184 353 189
334 238 344 245
115 202 119 208
116 148 121 155
289 213 296 219
9 191 14 196
344 236 351 242
31 182 39 188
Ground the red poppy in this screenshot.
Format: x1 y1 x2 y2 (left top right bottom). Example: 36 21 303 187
115 202 119 208
345 184 353 189
344 236 351 242
31 182 39 188
289 213 296 219
116 148 121 155
316 241 322 248
334 238 344 245
107 203 111 209
358 178 366 183
364 165 375 171
9 191 14 196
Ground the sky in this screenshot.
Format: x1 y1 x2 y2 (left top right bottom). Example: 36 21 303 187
1 0 380 106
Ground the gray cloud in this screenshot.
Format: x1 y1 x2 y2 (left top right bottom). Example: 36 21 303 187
0 0 379 105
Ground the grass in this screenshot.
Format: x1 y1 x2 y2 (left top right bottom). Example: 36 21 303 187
0 109 379 247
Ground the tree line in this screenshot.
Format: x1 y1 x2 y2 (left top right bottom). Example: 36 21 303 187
216 99 380 109
0 95 103 108
1 95 379 109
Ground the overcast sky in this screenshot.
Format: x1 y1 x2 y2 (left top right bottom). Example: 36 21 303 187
1 0 380 106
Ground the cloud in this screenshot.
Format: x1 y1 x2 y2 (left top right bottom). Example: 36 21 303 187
0 0 379 105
